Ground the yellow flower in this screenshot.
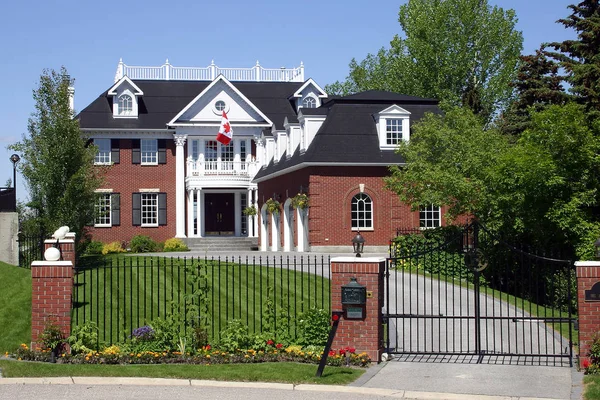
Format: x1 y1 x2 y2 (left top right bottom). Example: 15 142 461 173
206 355 211 359
244 355 249 358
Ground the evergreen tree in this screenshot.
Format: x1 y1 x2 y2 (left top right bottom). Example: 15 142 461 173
499 48 570 136
9 67 102 246
546 0 600 114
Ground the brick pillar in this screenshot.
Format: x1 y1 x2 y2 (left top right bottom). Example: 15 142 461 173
576 261 600 365
32 234 76 350
330 257 385 362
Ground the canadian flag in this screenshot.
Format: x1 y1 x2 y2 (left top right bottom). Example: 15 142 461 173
216 111 233 145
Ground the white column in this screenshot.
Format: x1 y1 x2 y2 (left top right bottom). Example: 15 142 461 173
174 134 187 238
186 189 193 237
198 189 204 238
253 189 259 237
260 207 268 251
297 208 307 252
271 214 279 251
234 191 241 236
247 188 253 237
283 200 291 252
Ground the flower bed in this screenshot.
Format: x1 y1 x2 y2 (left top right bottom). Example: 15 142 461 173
13 343 371 367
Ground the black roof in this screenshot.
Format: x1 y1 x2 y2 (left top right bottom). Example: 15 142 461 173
78 80 304 130
254 97 441 180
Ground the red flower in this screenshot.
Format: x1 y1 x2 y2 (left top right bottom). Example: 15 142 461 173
203 345 211 351
347 347 356 353
276 343 283 349
339 349 346 355
328 350 336 357
583 359 591 369
266 340 274 346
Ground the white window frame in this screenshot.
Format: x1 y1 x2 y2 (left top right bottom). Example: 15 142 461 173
95 193 111 227
302 96 317 108
376 105 411 150
94 138 111 165
141 139 158 165
141 193 159 227
419 204 441 229
118 94 133 116
351 193 373 230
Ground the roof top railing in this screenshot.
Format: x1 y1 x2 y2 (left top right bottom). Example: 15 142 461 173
114 59 305 83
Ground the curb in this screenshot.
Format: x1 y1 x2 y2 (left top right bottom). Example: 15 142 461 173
0 376 565 399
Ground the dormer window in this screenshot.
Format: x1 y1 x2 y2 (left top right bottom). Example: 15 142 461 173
302 96 316 108
376 105 411 150
108 76 143 118
118 94 133 116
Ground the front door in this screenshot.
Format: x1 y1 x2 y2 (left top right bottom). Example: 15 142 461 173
204 193 235 235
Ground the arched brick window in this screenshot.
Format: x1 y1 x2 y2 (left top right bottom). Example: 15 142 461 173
351 193 372 229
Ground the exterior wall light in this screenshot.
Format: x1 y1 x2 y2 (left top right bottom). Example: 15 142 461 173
352 231 365 257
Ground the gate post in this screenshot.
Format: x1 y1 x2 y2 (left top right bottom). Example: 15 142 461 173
31 233 76 350
330 257 385 362
576 261 600 366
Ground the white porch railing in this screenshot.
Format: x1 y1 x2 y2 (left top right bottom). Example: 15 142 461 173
115 59 305 83
186 159 260 178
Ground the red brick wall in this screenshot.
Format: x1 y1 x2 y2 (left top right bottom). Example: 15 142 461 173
31 261 73 350
89 138 178 245
331 258 385 362
577 262 600 365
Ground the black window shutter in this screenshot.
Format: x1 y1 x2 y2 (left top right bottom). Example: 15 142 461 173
158 139 167 164
111 139 120 164
132 193 141 226
111 193 120 226
132 139 141 164
158 192 167 225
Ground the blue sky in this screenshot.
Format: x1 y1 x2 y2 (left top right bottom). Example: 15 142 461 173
0 0 576 201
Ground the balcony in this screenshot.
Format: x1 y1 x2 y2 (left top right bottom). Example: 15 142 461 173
186 160 260 188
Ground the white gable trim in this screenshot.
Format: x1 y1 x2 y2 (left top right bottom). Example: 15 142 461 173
378 104 411 115
107 76 144 96
292 78 327 98
167 75 273 127
375 104 412 150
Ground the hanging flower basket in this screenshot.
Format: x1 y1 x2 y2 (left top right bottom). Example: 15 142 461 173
243 205 257 216
291 193 309 210
265 198 281 215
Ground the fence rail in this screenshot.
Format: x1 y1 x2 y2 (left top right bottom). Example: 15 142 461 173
73 255 331 345
18 233 45 268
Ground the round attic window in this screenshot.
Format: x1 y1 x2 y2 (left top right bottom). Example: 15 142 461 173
215 100 226 112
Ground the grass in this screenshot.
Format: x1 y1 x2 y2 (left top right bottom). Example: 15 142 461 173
73 255 331 344
585 375 600 400
0 359 363 385
0 262 31 352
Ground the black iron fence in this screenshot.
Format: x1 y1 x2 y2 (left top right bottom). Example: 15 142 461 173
73 255 331 346
18 233 45 268
0 187 16 212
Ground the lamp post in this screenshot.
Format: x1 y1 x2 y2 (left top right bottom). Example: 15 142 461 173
352 231 365 257
10 154 20 191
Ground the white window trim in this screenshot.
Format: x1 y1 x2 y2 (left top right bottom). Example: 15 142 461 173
351 193 374 230
301 95 317 109
94 138 112 165
376 105 411 150
141 139 158 165
113 88 139 119
141 192 159 227
419 204 441 229
94 192 112 227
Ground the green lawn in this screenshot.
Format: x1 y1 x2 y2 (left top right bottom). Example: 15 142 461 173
0 359 362 385
73 256 330 345
585 375 600 400
0 262 31 352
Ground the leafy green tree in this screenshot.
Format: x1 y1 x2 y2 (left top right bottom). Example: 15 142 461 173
327 0 523 121
9 67 101 246
498 48 570 136
386 103 600 258
546 1 600 114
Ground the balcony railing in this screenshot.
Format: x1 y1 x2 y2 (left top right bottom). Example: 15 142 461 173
186 159 259 178
115 59 305 83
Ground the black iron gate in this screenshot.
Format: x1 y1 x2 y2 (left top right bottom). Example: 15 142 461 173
384 222 575 366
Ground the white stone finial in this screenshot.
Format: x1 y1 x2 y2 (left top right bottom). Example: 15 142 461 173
300 61 304 66
119 58 123 63
211 59 215 65
256 60 260 66
165 58 170 64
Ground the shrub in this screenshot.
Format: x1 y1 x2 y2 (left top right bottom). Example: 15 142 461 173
163 238 189 252
130 235 158 253
83 240 104 255
38 320 65 352
68 322 100 354
218 319 251 352
297 308 330 347
102 241 125 255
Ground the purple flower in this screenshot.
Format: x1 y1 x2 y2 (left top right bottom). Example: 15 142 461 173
131 325 155 341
